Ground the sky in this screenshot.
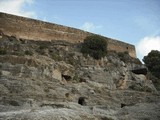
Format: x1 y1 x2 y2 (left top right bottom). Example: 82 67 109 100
0 0 160 61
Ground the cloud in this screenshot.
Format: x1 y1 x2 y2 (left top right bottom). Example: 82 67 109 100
0 0 36 18
80 22 102 32
42 17 47 22
137 36 160 59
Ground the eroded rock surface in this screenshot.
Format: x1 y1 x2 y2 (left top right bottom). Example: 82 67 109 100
0 36 160 120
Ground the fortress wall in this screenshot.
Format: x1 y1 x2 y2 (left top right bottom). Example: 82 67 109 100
0 12 136 58
107 39 136 58
0 12 91 43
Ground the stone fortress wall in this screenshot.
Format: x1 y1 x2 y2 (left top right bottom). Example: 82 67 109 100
0 12 136 58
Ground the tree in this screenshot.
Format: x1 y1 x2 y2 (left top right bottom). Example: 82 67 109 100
81 35 107 59
143 50 160 79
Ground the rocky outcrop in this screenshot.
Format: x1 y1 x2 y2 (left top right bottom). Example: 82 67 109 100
131 66 148 75
0 36 159 120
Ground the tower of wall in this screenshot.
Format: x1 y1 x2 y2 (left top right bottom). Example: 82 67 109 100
0 12 136 58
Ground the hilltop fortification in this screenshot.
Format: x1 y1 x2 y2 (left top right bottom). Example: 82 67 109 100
0 12 136 57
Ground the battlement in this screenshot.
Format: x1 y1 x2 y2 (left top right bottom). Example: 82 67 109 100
0 12 136 57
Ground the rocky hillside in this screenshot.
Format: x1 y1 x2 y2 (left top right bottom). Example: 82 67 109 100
0 35 160 120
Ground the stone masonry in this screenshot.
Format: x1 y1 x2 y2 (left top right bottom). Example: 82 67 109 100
0 12 136 57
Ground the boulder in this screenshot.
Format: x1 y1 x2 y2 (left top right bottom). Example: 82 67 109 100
52 69 62 81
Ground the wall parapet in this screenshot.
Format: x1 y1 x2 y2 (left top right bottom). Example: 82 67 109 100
0 12 136 58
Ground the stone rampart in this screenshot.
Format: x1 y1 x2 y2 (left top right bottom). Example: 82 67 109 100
0 12 136 57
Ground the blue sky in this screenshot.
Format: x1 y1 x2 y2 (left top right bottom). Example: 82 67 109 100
0 0 160 61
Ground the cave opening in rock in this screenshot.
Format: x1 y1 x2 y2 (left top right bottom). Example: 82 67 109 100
62 74 72 81
78 97 86 106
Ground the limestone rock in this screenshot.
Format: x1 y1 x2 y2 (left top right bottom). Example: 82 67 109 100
0 36 159 120
52 69 62 80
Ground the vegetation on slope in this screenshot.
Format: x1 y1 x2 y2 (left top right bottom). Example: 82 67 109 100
143 50 160 90
81 35 108 59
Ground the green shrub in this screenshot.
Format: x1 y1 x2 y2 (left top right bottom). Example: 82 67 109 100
25 50 33 56
9 100 20 106
73 74 79 81
81 35 107 59
39 45 48 49
143 50 160 90
11 51 25 56
143 50 160 79
118 51 129 60
36 45 49 55
51 53 62 61
66 53 79 66
101 117 114 120
0 49 7 55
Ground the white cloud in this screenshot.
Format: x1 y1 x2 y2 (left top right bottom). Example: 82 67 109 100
80 22 102 32
25 0 34 4
137 36 160 59
42 17 47 22
0 0 36 18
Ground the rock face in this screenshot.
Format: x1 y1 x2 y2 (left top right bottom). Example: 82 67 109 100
0 36 160 120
